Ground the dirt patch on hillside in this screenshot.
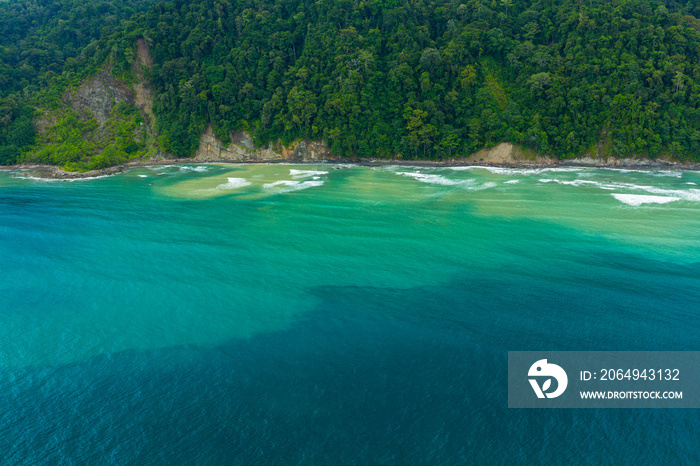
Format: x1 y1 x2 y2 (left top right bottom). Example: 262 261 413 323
462 142 553 164
133 38 155 123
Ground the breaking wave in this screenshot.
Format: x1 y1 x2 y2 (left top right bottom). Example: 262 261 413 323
263 179 324 193
216 177 252 190
611 194 680 206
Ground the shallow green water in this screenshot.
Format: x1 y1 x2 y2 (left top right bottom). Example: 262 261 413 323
1 164 699 463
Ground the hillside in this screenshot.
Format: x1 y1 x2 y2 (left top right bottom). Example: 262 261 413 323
1 0 700 169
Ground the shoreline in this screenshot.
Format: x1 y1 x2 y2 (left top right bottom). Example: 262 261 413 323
2 156 699 180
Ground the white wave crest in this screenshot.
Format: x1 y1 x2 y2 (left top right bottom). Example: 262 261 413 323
650 170 683 178
13 175 55 182
452 166 584 175
541 177 700 203
473 182 497 191
504 180 520 184
13 174 112 182
138 175 148 178
396 171 475 186
539 178 615 190
636 185 700 202
180 166 209 172
539 178 609 187
611 194 680 206
216 177 251 190
263 179 324 193
616 169 680 177
289 169 328 178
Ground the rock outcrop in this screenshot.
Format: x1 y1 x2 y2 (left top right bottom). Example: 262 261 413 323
450 142 682 169
460 142 552 165
194 125 338 162
64 71 134 126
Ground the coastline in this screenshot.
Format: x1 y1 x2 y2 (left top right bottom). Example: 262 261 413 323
2 154 699 180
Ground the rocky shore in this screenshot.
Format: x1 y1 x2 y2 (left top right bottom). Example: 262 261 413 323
3 141 700 180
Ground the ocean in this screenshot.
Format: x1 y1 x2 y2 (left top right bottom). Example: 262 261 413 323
1 163 699 464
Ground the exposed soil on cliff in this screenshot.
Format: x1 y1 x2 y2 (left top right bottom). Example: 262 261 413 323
133 38 155 125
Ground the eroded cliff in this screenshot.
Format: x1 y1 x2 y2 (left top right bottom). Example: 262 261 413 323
194 125 339 162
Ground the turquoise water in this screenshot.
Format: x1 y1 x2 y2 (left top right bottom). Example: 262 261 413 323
1 164 700 464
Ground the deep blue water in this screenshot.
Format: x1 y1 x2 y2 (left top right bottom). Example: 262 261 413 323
1 165 699 464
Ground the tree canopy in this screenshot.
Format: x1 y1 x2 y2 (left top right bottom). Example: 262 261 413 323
2 0 700 166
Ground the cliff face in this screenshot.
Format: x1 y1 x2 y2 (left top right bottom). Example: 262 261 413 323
461 143 551 165
458 142 682 169
192 129 685 168
132 38 155 125
194 125 339 162
59 40 154 130
21 38 160 170
63 71 135 126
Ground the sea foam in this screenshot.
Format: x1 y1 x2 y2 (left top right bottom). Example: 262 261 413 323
451 166 584 175
650 170 683 178
637 185 700 202
539 178 610 187
289 169 328 178
611 194 680 206
216 177 252 190
473 182 498 191
396 172 475 186
263 179 324 193
395 171 499 192
180 166 210 172
13 174 113 182
539 177 700 202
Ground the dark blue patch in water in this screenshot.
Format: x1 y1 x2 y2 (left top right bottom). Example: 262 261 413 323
1 253 699 465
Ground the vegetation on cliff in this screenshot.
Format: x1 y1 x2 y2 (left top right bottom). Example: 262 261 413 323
0 0 159 167
1 0 700 167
